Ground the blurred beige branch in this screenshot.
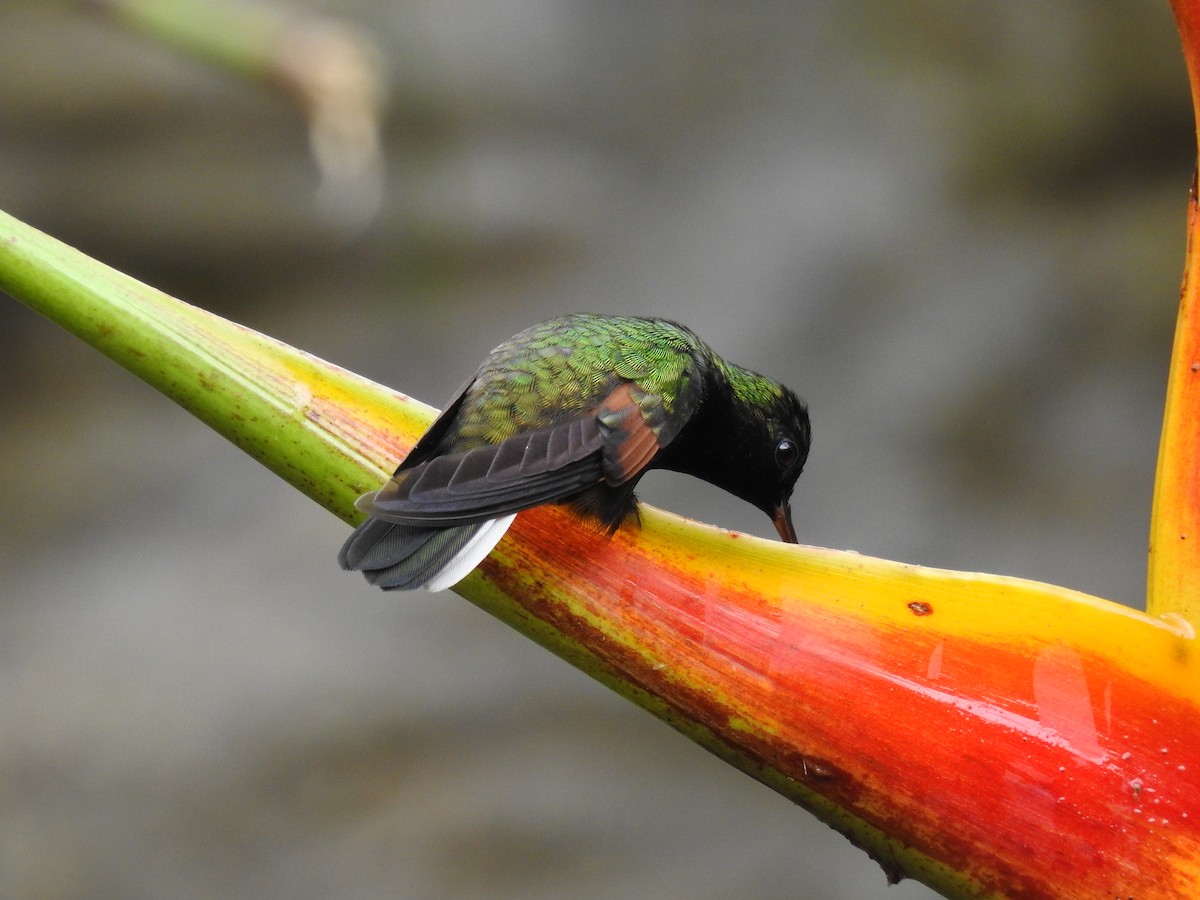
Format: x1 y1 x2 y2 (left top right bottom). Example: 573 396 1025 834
86 0 387 230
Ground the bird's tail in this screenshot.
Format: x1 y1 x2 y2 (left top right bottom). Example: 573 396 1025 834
338 513 517 591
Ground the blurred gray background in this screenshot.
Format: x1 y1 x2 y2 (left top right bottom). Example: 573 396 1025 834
0 2 1190 898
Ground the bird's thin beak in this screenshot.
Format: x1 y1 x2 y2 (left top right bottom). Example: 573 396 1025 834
771 501 798 544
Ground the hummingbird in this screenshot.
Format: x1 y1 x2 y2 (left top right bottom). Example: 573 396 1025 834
339 314 810 591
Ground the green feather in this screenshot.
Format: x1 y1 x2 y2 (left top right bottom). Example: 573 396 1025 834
451 314 709 448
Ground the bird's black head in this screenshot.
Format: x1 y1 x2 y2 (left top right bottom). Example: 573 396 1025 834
661 360 810 543
733 382 810 543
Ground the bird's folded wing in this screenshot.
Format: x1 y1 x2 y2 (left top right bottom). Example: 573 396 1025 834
359 415 609 526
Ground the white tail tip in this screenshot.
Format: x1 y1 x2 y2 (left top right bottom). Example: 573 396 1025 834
423 513 518 592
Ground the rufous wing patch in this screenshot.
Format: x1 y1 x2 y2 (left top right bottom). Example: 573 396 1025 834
596 382 661 485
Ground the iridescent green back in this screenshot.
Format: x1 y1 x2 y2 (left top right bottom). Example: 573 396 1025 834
449 314 708 449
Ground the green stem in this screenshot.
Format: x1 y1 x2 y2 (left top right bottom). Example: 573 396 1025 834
0 208 426 520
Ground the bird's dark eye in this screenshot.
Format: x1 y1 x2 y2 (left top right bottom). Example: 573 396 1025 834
775 438 800 470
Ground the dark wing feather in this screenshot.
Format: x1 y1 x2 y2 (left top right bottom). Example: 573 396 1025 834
355 374 691 535
395 376 478 472
359 414 608 526
358 379 675 527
